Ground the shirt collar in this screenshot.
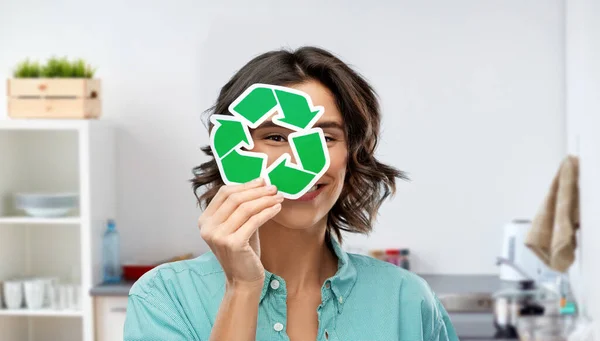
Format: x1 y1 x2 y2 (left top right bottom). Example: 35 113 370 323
259 235 358 314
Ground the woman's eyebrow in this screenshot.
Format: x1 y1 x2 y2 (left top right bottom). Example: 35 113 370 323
254 121 283 129
314 121 345 131
254 120 344 131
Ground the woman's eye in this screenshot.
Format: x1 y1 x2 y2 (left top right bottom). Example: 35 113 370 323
325 136 335 142
266 134 287 142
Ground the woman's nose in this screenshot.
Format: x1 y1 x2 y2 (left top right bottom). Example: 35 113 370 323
267 146 298 167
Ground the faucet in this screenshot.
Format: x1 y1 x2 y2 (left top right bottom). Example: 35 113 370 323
496 256 534 281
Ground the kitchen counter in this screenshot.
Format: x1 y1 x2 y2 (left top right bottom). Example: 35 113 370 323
90 281 136 297
420 274 500 295
90 274 500 297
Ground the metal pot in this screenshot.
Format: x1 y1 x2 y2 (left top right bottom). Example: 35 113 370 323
493 296 521 338
493 280 545 339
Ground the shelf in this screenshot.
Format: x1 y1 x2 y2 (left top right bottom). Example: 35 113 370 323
0 308 83 317
0 217 81 225
0 119 98 131
0 118 114 341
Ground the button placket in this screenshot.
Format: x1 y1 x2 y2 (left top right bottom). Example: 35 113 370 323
268 275 288 339
317 290 338 341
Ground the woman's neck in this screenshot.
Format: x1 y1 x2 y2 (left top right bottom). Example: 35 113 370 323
259 219 338 296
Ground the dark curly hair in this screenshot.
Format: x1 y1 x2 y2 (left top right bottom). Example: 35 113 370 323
191 46 407 242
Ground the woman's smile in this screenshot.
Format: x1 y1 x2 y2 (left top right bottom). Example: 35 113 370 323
295 183 326 201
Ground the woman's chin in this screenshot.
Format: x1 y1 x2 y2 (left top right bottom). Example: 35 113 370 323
270 208 326 231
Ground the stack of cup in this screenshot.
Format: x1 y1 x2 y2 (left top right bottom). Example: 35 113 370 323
1 277 80 310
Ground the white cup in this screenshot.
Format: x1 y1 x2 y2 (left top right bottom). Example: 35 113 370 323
24 280 45 309
65 285 74 310
3 280 24 309
37 277 58 307
49 284 61 309
59 285 69 310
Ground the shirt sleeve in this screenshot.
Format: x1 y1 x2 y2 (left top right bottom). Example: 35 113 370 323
428 295 459 341
124 294 196 341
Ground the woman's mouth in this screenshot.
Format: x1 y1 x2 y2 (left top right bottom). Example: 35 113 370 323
296 184 325 201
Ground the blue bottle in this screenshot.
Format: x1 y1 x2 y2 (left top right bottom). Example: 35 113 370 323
103 219 122 283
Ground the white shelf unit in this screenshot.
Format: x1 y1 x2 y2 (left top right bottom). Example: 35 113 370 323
0 309 83 317
0 217 82 225
0 119 115 341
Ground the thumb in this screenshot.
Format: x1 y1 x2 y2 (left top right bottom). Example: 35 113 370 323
249 229 260 257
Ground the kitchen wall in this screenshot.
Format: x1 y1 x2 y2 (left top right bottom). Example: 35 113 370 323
566 0 600 332
0 0 566 274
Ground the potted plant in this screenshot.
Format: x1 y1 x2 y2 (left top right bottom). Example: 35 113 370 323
7 57 101 119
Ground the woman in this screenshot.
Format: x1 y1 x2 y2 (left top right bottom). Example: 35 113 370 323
124 46 458 341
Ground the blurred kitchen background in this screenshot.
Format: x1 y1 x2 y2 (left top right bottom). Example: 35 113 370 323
0 0 599 340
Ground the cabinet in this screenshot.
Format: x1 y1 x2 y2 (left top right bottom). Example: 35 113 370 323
94 296 128 341
0 119 115 341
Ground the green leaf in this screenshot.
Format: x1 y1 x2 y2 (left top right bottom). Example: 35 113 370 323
13 59 42 78
14 57 96 78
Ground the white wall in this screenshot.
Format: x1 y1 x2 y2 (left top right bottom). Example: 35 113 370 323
566 0 600 332
0 0 566 274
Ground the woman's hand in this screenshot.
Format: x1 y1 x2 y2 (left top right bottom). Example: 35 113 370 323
199 178 283 291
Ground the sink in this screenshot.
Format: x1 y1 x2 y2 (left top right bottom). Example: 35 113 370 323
438 293 494 313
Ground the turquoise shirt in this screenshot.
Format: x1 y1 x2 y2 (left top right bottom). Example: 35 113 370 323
124 238 458 341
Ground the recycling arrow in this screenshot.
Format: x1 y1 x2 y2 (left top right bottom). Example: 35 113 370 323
229 84 324 131
210 83 330 199
212 117 250 158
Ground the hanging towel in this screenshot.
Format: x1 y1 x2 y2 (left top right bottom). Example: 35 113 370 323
525 155 580 273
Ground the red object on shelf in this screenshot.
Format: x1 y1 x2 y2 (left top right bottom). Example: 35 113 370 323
384 249 401 266
122 264 157 281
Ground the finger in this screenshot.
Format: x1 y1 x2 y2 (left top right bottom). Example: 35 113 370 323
217 193 284 236
202 178 265 217
232 203 282 242
211 184 279 223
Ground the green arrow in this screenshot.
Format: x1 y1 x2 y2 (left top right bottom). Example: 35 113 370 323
220 149 264 184
268 159 316 195
212 117 250 158
231 86 278 125
291 130 327 173
274 89 322 130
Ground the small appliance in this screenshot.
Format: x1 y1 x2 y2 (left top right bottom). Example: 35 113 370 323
499 219 543 282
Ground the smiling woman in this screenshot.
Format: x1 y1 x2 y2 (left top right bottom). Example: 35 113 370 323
123 46 459 341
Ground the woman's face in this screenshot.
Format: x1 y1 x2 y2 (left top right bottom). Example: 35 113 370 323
250 80 348 230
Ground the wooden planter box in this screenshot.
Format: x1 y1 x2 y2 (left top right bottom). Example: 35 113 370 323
7 79 101 119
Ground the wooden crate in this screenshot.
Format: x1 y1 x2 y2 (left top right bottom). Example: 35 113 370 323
7 79 101 119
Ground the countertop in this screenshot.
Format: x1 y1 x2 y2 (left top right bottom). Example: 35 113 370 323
90 281 136 297
90 274 500 297
420 274 500 295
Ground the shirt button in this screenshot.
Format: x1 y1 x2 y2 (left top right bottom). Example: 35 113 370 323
338 296 344 304
325 282 331 288
273 322 284 332
270 279 280 290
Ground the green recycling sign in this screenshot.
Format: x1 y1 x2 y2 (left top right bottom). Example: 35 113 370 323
209 83 330 199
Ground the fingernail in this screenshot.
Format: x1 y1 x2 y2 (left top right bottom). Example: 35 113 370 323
266 185 277 192
275 193 284 201
252 178 264 184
